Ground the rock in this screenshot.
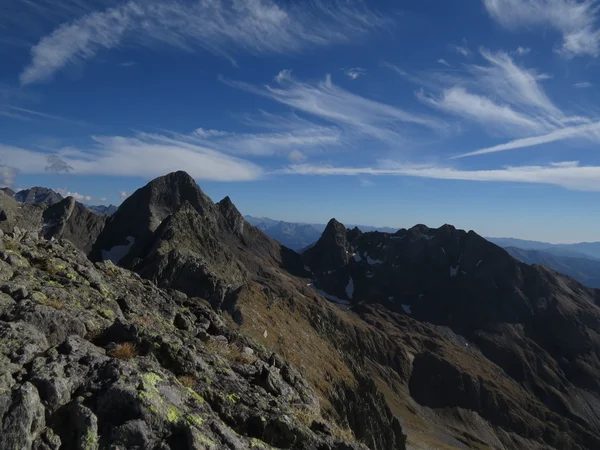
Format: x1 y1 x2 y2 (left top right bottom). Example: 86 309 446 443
0 210 6 222
174 312 191 330
0 382 46 449
1 283 28 301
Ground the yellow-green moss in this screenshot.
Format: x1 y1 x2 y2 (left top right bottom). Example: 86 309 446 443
185 414 204 427
227 393 240 403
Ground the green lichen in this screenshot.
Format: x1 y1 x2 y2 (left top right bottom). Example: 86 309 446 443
66 273 77 281
185 414 204 427
167 404 182 423
83 429 98 450
250 438 270 448
185 387 205 404
227 393 240 403
97 308 115 320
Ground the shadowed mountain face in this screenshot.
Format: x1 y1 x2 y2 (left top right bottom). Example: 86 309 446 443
304 220 600 449
506 246 600 288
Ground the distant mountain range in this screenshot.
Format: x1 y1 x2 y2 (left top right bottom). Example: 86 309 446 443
488 236 600 260
244 215 396 250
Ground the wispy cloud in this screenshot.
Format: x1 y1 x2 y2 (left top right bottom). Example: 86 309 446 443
0 165 18 187
450 39 471 57
56 188 92 202
417 86 545 133
574 81 593 88
0 105 89 125
0 132 263 182
20 0 387 85
452 120 600 158
344 67 366 80
483 0 600 57
437 58 451 67
282 160 600 191
119 60 136 67
288 149 307 162
222 70 446 144
119 191 128 201
514 46 531 55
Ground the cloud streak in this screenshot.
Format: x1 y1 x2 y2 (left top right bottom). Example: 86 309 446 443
453 121 600 158
282 160 600 191
483 0 600 57
20 0 387 85
223 70 446 144
0 133 263 181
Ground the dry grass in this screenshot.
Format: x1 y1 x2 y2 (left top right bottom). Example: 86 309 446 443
42 297 64 310
330 423 356 443
109 342 138 360
4 239 20 251
132 315 156 329
178 375 197 388
291 406 319 427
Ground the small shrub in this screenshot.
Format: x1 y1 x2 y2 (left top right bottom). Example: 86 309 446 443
205 340 257 364
178 375 197 388
4 239 20 252
109 342 137 360
133 315 155 329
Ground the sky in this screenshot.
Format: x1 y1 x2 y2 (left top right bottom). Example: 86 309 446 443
3 0 600 242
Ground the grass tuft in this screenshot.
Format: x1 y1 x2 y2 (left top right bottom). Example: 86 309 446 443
109 342 138 360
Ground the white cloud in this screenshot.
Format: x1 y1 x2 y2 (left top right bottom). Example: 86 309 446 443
474 49 562 120
0 165 18 187
288 149 307 162
20 0 387 85
55 188 92 202
222 71 446 144
119 191 128 201
99 197 107 202
437 59 451 67
483 0 600 57
450 39 471 57
574 81 593 88
453 121 600 158
417 86 545 133
514 46 531 55
282 160 600 191
344 67 366 80
0 132 263 181
119 61 136 67
0 105 87 125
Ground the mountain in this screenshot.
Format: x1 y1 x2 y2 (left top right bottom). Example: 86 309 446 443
14 186 63 206
0 191 105 254
5 172 600 449
489 236 600 260
304 220 600 449
0 187 15 197
0 233 365 450
87 204 118 216
244 215 396 251
505 246 600 288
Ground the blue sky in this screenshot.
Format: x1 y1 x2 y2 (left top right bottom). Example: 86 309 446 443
3 0 600 242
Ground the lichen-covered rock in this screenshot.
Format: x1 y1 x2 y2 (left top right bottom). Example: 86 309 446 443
0 235 368 450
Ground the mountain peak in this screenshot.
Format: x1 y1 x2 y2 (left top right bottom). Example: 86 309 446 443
217 196 245 235
303 218 350 271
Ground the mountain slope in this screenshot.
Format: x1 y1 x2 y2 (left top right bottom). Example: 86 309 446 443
0 232 367 450
87 204 118 216
304 220 600 450
506 246 600 288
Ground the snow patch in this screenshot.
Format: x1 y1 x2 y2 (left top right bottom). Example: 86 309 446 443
441 247 446 255
345 277 354 299
367 256 383 265
101 236 135 264
477 260 483 267
366 272 374 278
450 265 459 277
388 296 394 301
316 289 350 305
304 265 312 272
423 235 435 241
353 253 362 262
401 304 412 314
390 236 405 240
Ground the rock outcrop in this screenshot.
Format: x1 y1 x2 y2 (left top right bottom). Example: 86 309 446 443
0 232 369 450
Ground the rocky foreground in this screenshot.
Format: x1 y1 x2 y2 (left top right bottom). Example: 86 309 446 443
0 228 367 450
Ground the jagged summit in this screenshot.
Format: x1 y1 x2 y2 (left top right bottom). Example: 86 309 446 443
0 187 15 198
303 218 351 272
14 186 63 206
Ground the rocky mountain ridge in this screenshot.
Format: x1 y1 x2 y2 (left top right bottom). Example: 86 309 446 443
0 230 368 450
2 172 600 449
